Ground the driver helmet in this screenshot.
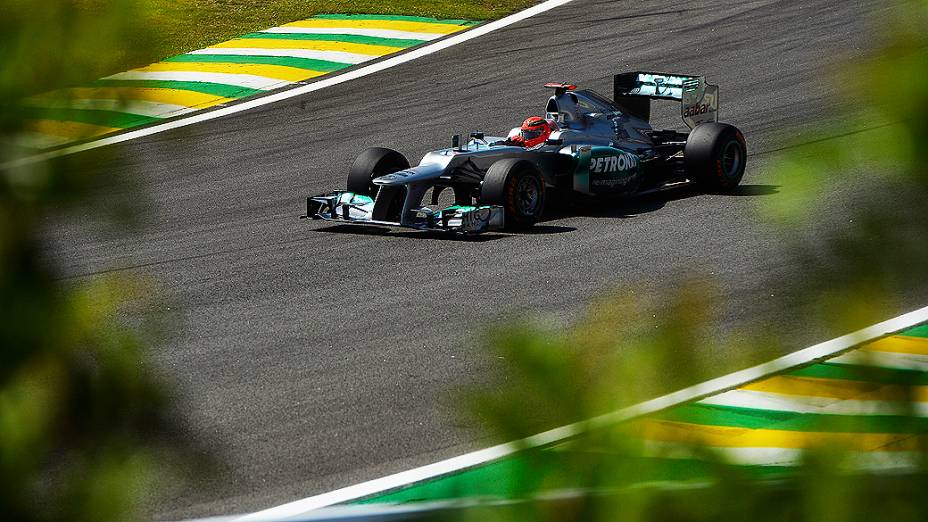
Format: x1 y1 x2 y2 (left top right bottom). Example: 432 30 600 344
519 116 553 147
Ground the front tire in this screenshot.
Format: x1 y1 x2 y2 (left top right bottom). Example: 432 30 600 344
479 159 545 229
684 123 747 192
347 147 409 198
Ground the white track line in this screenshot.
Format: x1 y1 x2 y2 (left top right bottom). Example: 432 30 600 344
260 27 447 41
5 0 577 169
234 306 928 521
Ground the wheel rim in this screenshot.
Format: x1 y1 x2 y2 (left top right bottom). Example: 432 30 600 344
721 140 743 178
515 175 541 215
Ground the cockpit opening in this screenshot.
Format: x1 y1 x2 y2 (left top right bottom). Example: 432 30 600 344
546 89 620 128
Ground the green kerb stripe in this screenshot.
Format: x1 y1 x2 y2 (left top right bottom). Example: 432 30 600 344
241 32 425 48
789 362 928 385
353 451 790 505
165 53 349 72
902 324 928 338
655 403 928 434
310 14 477 26
91 79 263 99
24 107 160 128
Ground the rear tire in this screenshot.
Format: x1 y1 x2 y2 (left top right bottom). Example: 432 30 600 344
347 147 409 198
684 123 747 192
479 159 545 229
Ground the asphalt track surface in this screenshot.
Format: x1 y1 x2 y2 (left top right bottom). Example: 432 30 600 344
43 0 925 518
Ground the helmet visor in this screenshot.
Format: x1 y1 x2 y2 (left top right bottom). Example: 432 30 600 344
521 128 544 140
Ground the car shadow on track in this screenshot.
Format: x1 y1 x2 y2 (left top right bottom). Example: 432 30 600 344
314 224 507 241
544 184 780 220
312 184 777 240
725 184 780 196
314 222 577 241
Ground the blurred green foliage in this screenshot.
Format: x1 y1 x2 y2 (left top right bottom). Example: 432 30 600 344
1 2 194 521
466 0 928 520
763 0 928 331
471 281 781 439
1 1 157 132
2 0 926 519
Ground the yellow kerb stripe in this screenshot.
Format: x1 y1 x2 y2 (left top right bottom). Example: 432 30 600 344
26 119 121 139
861 335 928 356
213 38 403 56
132 62 322 82
282 19 466 35
740 375 928 402
38 87 234 109
638 420 921 451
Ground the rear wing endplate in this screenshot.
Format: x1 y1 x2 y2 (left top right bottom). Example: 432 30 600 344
613 72 719 129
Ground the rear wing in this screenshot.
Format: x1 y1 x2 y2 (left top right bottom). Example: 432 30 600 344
613 72 718 129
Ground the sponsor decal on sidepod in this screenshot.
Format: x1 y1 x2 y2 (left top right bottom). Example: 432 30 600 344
590 152 639 174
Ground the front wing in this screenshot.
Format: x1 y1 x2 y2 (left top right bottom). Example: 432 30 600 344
301 191 506 234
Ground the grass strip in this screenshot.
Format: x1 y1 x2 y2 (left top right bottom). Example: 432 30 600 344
134 1 537 71
311 13 478 25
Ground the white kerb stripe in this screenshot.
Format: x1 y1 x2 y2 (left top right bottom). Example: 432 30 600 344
830 350 928 371
25 98 195 118
699 388 928 416
642 441 922 470
104 70 289 91
233 306 928 521
11 131 71 150
189 47 373 65
642 440 804 466
262 26 447 41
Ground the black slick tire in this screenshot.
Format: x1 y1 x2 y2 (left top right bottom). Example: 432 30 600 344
346 147 409 198
684 123 747 192
479 159 546 229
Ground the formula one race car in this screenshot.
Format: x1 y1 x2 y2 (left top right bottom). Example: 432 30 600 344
302 71 747 234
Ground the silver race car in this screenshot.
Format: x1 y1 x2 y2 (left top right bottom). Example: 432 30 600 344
302 71 747 234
